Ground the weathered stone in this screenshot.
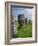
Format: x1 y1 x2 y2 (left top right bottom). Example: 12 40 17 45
11 16 17 38
25 18 27 25
18 14 25 26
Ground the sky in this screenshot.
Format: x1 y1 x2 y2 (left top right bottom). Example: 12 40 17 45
11 6 32 20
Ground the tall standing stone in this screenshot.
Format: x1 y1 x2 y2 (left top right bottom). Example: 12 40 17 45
25 18 27 25
18 14 25 26
11 16 17 38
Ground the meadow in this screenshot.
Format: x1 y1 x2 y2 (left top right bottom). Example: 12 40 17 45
15 21 32 38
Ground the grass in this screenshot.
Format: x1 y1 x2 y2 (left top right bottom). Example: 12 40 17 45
12 21 32 38
15 23 32 38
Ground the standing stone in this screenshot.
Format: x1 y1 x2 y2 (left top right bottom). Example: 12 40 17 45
11 16 17 38
25 18 27 25
18 14 25 27
28 19 31 24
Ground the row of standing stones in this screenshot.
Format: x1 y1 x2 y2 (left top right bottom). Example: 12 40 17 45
11 14 31 38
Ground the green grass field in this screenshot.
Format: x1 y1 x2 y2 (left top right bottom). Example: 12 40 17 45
12 21 32 38
15 22 32 38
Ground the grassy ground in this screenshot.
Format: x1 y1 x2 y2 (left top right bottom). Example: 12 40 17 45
15 23 32 38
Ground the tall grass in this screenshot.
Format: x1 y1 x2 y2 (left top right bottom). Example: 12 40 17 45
15 23 32 38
